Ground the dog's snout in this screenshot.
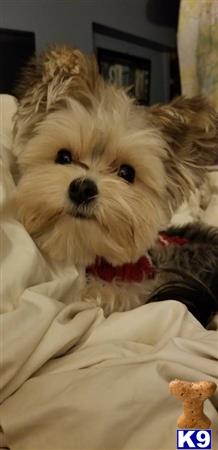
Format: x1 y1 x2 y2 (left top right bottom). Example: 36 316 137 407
68 178 98 205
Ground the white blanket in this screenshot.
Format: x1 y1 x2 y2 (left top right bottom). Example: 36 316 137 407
1 95 218 450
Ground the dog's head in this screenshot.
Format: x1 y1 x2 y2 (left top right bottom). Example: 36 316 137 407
14 46 218 266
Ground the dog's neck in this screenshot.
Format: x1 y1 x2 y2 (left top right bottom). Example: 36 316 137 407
86 233 188 283
86 252 155 282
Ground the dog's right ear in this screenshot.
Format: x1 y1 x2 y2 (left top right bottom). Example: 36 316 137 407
13 46 101 155
15 45 100 113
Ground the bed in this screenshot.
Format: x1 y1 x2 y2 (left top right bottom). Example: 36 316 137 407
1 94 218 450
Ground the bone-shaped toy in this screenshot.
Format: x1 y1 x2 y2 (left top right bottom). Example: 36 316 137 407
169 379 217 429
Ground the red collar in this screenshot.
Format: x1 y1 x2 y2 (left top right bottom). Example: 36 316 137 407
86 253 155 283
86 233 188 283
158 233 188 247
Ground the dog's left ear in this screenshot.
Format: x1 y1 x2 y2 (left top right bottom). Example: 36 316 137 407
148 96 218 207
149 96 218 166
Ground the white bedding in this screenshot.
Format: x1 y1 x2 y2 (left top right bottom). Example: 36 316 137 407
1 95 218 450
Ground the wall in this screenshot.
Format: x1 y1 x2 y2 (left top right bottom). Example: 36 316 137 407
0 0 176 52
0 0 176 102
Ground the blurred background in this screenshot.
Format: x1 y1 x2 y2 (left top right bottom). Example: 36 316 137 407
0 0 217 108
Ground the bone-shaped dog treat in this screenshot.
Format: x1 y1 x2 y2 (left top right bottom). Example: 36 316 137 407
169 379 217 429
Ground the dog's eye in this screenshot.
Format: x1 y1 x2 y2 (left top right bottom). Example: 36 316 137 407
55 149 72 164
118 164 135 183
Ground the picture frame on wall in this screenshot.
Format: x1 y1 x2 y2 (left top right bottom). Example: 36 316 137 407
97 48 151 105
0 28 35 94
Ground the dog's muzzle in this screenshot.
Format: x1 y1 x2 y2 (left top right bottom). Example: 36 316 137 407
68 178 98 206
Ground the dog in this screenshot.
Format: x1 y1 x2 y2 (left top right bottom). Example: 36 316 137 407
13 45 218 326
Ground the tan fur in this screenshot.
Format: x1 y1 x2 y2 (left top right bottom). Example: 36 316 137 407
147 96 218 209
14 46 218 315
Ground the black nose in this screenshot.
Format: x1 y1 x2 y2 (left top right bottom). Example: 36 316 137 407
68 178 98 205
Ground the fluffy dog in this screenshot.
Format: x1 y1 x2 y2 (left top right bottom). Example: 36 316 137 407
13 46 218 325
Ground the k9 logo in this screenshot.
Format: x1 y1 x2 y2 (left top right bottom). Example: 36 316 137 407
176 430 212 449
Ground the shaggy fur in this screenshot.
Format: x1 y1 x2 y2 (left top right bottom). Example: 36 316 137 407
148 223 218 326
14 45 218 323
